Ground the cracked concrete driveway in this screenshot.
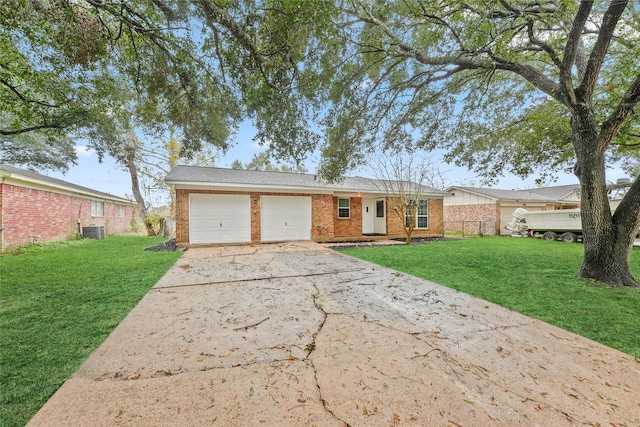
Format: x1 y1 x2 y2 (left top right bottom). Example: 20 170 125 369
29 241 640 426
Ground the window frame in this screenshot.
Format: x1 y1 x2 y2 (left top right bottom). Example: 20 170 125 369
405 199 429 229
118 205 125 218
337 197 350 219
91 200 104 217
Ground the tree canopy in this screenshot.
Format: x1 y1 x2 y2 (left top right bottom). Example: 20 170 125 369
287 1 637 185
2 0 639 285
0 0 331 172
232 152 308 173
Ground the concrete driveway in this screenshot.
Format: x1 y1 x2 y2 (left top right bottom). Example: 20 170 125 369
29 241 640 426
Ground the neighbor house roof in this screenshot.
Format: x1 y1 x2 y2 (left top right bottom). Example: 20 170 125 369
0 164 134 204
447 184 580 203
165 165 450 197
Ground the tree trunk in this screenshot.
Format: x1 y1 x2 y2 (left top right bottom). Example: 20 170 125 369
125 148 155 237
572 106 639 287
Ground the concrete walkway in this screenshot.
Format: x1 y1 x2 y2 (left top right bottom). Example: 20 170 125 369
29 242 640 426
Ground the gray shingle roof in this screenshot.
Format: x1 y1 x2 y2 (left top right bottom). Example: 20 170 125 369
448 184 580 202
165 165 450 197
0 164 133 203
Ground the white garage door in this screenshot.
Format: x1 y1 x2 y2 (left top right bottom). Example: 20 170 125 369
189 194 251 244
261 196 311 242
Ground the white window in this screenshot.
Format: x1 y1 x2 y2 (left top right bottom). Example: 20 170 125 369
406 200 428 228
338 198 350 218
91 201 104 217
118 205 125 217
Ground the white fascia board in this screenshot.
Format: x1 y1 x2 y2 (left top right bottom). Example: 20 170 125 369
170 182 335 195
2 174 134 204
169 181 449 198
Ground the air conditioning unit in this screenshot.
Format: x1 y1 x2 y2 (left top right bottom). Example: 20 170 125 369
83 226 104 240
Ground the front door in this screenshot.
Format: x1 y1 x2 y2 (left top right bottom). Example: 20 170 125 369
362 198 375 234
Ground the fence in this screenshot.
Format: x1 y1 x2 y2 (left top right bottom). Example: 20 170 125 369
444 220 497 237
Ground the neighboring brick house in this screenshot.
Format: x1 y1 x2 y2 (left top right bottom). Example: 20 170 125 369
0 164 139 251
444 185 581 236
164 166 450 246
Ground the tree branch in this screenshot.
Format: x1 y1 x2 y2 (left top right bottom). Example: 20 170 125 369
0 122 68 136
0 78 60 108
599 72 640 147
560 0 593 100
577 0 628 101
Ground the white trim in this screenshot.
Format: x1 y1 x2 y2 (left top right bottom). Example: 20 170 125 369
406 199 429 229
1 171 134 205
169 182 447 198
337 197 350 219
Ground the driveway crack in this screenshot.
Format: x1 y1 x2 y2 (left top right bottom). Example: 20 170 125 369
305 285 351 426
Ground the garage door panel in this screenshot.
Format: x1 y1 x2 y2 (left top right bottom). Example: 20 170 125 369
189 194 250 244
261 196 311 242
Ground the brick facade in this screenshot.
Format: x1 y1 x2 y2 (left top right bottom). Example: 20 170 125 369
443 203 500 236
385 198 444 237
333 196 363 237
1 183 138 251
175 189 446 246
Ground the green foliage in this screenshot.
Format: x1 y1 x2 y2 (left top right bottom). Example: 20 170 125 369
0 236 182 426
303 1 640 182
0 1 242 171
234 152 308 173
144 214 162 236
341 238 640 358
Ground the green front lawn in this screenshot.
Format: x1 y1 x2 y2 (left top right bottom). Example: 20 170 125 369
340 237 640 359
0 236 182 427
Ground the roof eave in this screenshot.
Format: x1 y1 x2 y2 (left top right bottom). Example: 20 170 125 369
2 171 134 204
167 180 449 197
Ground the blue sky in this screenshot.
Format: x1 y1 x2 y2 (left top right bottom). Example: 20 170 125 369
44 120 629 202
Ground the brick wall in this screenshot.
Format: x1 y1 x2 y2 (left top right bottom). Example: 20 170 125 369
174 189 446 245
386 198 444 238
333 196 363 237
1 183 137 250
443 203 499 235
311 194 335 240
174 189 338 245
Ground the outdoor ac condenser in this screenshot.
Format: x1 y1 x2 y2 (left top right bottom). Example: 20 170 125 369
82 226 104 240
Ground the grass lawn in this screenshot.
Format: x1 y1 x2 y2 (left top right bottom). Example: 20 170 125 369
340 237 640 359
0 236 182 427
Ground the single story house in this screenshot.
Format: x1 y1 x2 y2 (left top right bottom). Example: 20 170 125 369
0 164 139 251
444 184 581 236
165 165 450 246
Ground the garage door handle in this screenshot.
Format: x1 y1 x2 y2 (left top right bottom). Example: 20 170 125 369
220 222 222 227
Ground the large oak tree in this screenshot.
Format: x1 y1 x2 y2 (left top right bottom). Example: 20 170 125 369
308 0 639 286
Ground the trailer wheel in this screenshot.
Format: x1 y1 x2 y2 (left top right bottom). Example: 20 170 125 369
561 232 578 243
542 231 557 241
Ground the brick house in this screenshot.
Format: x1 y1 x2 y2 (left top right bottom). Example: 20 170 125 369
165 166 450 246
444 185 581 236
0 164 139 251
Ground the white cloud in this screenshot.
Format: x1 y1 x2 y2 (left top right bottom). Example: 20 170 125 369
74 146 95 157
